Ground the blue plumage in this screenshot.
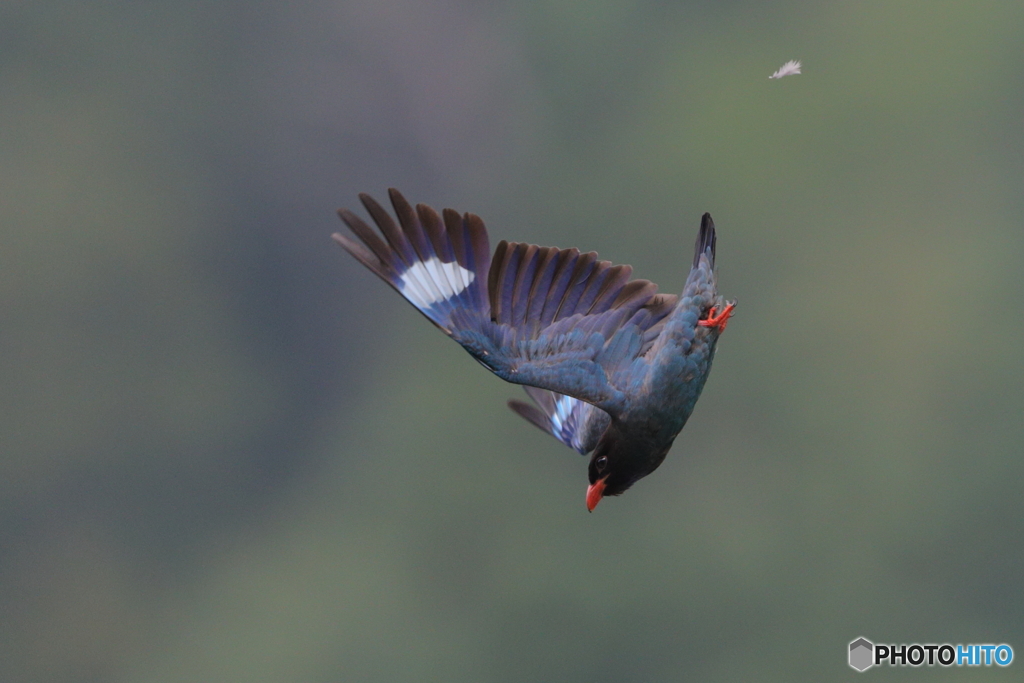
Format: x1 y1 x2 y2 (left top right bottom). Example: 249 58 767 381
334 189 734 510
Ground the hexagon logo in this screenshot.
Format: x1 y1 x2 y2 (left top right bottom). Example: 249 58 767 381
849 637 874 672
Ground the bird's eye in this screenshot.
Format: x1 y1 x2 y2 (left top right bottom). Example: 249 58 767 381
595 455 608 472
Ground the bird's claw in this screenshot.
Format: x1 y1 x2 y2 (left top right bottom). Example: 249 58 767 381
698 303 735 333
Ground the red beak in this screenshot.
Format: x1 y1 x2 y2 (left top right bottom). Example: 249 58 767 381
586 476 608 512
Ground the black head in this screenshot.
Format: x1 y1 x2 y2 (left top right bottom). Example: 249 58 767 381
586 434 669 511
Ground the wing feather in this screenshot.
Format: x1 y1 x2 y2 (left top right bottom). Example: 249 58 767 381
335 189 676 416
508 388 610 454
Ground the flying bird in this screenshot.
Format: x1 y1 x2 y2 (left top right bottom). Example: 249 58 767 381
334 189 734 510
769 59 802 79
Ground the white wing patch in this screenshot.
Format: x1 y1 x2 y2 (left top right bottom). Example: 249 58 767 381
398 257 475 310
769 60 802 79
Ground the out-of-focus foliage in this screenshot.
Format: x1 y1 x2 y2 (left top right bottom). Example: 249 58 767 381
2 1 1023 681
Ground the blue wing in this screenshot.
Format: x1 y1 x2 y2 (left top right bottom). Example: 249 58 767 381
507 387 610 454
333 189 678 417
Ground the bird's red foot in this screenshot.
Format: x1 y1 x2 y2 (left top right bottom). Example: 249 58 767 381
698 303 735 333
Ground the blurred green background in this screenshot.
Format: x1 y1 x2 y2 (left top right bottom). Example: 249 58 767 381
3 1 1023 681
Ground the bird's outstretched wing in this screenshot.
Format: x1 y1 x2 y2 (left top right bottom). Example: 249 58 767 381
333 189 678 417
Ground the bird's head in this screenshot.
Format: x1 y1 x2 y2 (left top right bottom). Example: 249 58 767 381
586 436 668 512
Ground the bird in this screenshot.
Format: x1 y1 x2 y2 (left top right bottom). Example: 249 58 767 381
333 189 734 511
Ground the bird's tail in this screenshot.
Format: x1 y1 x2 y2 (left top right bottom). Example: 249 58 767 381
681 211 721 303
692 212 716 269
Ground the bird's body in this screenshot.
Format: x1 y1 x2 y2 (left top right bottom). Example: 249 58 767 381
334 189 734 510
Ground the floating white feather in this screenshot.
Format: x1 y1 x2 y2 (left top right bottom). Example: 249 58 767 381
769 60 802 79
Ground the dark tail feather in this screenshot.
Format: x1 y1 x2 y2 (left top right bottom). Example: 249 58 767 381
693 213 716 268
